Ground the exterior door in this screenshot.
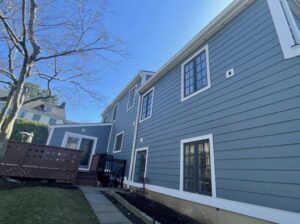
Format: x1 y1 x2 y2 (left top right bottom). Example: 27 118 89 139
62 133 97 170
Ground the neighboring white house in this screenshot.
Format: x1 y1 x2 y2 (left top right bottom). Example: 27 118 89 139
0 98 66 125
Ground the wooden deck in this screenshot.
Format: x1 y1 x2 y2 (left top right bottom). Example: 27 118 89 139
0 141 82 183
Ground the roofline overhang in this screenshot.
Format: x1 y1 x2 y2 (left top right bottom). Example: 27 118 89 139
101 70 155 116
138 0 255 95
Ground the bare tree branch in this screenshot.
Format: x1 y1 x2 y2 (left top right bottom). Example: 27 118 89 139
28 0 40 62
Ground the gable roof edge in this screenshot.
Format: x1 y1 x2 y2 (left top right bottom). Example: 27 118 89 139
138 0 254 94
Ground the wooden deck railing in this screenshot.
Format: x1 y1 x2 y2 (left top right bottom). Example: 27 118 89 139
0 141 82 183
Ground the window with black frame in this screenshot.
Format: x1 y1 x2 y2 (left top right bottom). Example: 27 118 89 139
112 104 118 121
127 86 136 110
140 89 153 121
133 150 147 183
114 133 123 152
184 139 212 196
183 49 208 97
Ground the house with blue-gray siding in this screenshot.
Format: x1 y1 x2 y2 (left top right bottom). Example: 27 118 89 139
47 0 300 223
126 0 300 223
47 123 112 170
102 71 154 178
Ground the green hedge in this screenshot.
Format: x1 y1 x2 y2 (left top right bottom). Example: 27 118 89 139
10 118 49 144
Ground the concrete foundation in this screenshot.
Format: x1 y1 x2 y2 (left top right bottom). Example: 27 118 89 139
144 190 273 224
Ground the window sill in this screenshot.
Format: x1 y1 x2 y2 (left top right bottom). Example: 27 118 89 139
139 115 152 123
181 84 211 102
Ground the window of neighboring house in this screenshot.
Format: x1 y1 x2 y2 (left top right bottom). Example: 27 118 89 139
268 0 300 58
183 138 212 196
44 105 52 113
32 114 41 122
140 88 154 122
133 149 148 183
113 132 124 153
7 108 13 115
49 118 56 125
20 111 26 118
112 104 118 121
127 85 137 111
182 45 210 101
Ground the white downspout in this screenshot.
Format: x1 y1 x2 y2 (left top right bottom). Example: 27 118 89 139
127 93 142 187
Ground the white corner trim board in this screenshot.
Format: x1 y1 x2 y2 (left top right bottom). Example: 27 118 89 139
267 0 300 59
127 181 300 224
46 127 54 145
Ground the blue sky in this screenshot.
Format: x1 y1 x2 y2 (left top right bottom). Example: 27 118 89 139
67 0 233 123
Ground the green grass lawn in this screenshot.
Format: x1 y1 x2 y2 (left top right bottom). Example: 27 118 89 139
0 186 100 224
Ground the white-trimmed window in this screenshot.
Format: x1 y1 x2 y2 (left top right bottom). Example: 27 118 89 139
127 85 137 111
180 134 216 197
268 0 300 58
133 148 148 183
112 104 118 121
181 45 211 102
32 114 41 122
49 118 56 125
140 87 154 122
20 111 26 118
113 132 124 153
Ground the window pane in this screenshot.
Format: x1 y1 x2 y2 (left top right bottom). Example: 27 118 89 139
134 150 147 183
65 137 80 149
114 134 123 152
112 105 118 121
128 87 136 109
287 0 300 30
79 138 94 168
184 139 212 196
184 50 208 97
49 118 56 125
32 114 41 122
141 90 153 120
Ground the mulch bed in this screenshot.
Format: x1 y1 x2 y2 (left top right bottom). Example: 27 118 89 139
0 177 77 190
103 192 145 224
117 192 200 224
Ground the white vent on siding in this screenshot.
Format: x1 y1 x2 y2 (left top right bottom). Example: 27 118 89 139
226 68 235 78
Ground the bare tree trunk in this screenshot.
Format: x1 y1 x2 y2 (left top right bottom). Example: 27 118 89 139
0 65 29 158
0 86 15 127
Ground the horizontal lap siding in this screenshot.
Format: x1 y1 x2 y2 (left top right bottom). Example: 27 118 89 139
49 126 111 154
136 0 300 213
107 79 141 177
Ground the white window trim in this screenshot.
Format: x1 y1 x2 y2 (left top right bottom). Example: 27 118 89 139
127 85 137 111
181 44 211 102
112 103 119 122
180 134 216 197
61 132 98 171
127 134 300 223
267 0 300 59
131 147 148 183
139 87 155 123
113 131 124 153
